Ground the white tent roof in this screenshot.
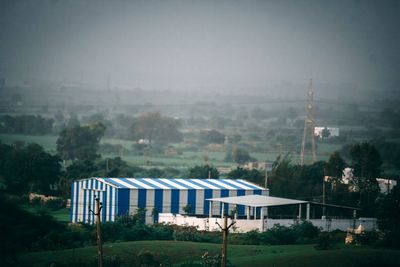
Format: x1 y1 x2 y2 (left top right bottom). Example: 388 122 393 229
207 194 308 207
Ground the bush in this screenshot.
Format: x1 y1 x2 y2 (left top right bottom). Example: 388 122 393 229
199 130 225 144
173 225 199 241
262 224 297 245
314 232 334 250
201 252 221 267
241 230 263 245
292 221 320 243
353 231 380 246
173 225 220 243
151 224 174 240
124 224 153 241
230 222 320 246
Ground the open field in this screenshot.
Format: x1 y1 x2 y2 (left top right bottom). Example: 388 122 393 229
22 205 70 223
0 133 341 169
17 240 400 267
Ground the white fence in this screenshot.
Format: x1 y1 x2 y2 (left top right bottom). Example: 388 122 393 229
158 213 377 232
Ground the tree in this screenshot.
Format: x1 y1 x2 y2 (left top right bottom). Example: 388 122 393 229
350 142 382 183
199 129 225 144
130 112 182 146
231 147 251 164
182 204 193 215
227 167 265 186
325 152 346 183
268 154 326 201
370 138 400 172
349 142 382 216
268 154 296 198
321 127 331 139
56 123 106 161
377 185 400 248
0 143 61 195
324 152 354 207
188 165 219 179
0 115 54 135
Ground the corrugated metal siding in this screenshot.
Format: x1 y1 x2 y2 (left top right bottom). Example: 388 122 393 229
70 178 117 224
71 178 268 224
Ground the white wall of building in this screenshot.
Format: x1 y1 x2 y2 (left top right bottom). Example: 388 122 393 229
314 127 339 138
158 213 377 232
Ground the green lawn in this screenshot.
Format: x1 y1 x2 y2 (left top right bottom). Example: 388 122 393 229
22 205 70 223
50 208 70 222
17 240 400 267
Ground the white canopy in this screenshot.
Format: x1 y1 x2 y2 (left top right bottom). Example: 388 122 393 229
207 194 308 208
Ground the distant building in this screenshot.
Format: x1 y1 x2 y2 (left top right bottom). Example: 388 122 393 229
342 167 354 185
376 178 397 194
314 127 339 138
243 161 267 170
342 168 398 194
138 139 150 145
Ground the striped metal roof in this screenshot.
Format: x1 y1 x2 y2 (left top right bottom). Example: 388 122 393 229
95 178 265 190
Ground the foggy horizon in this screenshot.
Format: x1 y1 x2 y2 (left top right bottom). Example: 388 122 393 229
1 0 399 94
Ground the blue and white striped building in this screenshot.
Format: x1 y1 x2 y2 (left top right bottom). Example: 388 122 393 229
70 178 268 224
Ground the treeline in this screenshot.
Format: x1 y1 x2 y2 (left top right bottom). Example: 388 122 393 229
57 111 183 145
341 138 400 175
0 139 225 197
269 142 383 217
0 142 61 195
0 115 53 135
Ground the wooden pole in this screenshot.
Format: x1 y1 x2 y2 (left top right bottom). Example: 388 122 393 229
90 196 103 267
222 216 227 267
216 216 235 267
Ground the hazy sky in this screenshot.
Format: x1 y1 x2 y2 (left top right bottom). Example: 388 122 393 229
0 0 399 91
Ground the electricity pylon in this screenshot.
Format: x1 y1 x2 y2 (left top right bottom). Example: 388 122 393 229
300 79 317 165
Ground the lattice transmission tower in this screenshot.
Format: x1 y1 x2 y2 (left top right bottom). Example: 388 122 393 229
300 79 317 165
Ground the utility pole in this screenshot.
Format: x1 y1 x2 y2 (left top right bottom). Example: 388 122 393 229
264 162 268 189
89 196 103 267
216 216 235 267
300 79 317 165
322 176 326 219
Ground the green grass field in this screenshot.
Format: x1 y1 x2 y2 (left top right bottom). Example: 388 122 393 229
0 133 342 168
17 240 400 267
22 205 70 223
